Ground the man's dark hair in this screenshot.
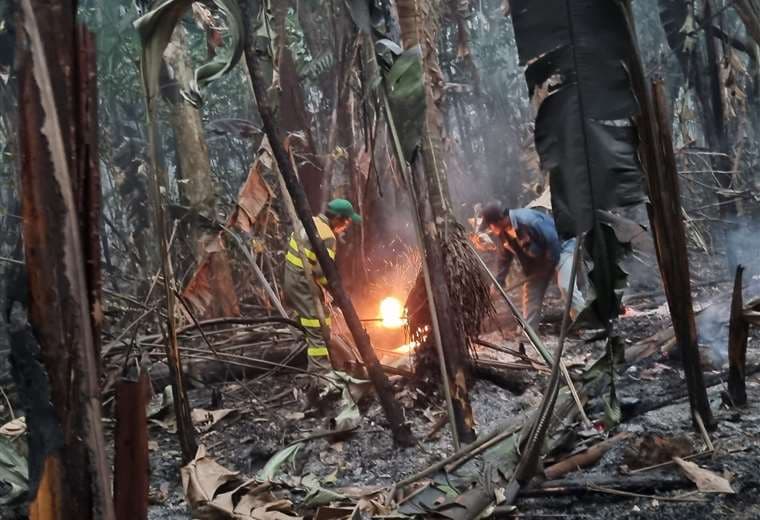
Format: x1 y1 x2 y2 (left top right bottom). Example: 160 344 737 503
480 203 507 227
325 209 338 220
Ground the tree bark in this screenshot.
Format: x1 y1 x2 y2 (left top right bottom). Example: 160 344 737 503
164 26 215 218
18 3 113 517
241 0 413 447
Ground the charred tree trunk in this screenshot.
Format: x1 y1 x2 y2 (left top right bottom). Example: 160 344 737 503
241 0 413 447
649 81 715 430
17 3 114 517
624 3 714 432
728 265 749 405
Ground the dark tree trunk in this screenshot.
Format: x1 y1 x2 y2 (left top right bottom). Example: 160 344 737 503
17 3 114 517
728 265 749 405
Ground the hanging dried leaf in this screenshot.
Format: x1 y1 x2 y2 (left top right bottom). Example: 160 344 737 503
510 0 645 323
181 235 241 320
230 141 275 234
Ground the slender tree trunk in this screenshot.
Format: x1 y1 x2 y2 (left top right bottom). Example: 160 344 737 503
164 26 215 218
18 3 113 516
241 0 413 447
396 0 478 443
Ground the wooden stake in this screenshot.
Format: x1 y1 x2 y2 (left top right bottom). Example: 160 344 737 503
728 265 749 405
114 369 149 520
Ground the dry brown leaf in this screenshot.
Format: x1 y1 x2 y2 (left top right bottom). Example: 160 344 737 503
231 142 275 234
181 445 240 514
674 457 735 494
181 234 241 320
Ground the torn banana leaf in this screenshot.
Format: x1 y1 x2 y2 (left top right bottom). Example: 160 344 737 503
510 0 646 324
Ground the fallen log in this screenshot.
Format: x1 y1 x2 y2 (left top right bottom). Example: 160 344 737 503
516 474 694 498
471 362 536 395
543 432 631 480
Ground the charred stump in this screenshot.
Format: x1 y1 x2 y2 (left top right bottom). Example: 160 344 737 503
728 265 749 406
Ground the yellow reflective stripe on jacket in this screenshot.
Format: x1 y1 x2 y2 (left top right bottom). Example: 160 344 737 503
317 276 328 286
307 346 329 357
286 251 304 268
299 316 332 328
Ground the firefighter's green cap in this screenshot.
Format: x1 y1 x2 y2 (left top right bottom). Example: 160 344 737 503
327 198 362 223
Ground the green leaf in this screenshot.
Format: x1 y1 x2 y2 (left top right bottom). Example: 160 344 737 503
256 443 302 481
383 45 426 162
0 437 28 505
133 0 244 106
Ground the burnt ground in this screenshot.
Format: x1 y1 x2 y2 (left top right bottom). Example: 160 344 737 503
3 248 760 519
136 264 760 520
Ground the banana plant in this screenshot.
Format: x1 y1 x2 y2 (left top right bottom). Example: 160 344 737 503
133 0 244 107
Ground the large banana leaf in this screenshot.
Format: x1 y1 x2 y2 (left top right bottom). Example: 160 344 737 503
510 0 645 322
134 0 244 106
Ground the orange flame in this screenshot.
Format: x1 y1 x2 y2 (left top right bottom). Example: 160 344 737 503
379 297 405 329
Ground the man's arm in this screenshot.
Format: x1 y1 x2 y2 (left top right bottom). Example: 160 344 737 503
496 250 513 287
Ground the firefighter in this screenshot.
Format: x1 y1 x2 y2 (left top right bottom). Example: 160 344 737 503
283 198 361 371
477 203 585 331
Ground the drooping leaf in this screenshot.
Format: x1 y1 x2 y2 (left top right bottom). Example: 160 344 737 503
510 0 645 323
257 443 302 481
133 0 244 106
382 45 426 162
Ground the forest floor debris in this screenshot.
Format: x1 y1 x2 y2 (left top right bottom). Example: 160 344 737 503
128 289 760 520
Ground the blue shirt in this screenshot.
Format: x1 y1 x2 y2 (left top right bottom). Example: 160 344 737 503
496 209 561 281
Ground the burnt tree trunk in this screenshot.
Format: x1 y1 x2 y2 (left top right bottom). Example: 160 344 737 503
649 81 715 430
241 0 413 447
728 265 749 405
18 3 114 517
623 3 714 431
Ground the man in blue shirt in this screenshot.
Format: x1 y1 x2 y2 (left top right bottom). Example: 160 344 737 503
478 204 584 331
